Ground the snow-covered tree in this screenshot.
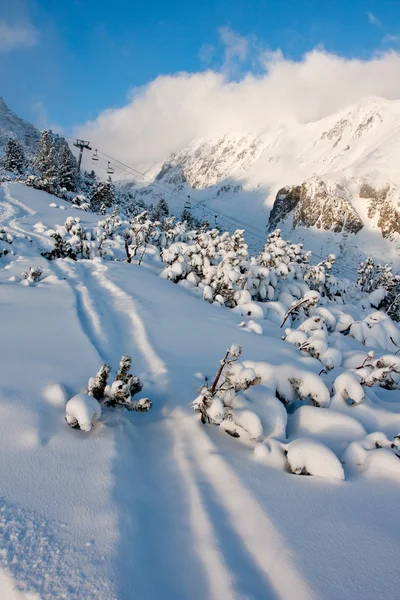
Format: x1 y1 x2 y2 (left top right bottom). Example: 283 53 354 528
358 257 400 321
57 138 78 191
90 178 115 212
192 345 262 438
42 232 77 261
87 356 151 412
152 198 169 221
88 364 111 400
3 138 25 174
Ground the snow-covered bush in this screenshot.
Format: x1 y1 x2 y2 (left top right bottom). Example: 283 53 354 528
65 394 102 432
21 266 43 283
0 229 13 259
88 356 152 412
192 345 263 439
358 257 400 322
42 232 77 261
283 438 345 480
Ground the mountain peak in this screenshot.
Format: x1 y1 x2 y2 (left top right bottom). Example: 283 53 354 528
0 97 39 155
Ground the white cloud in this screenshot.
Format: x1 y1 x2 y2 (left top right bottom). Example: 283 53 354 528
78 48 400 169
198 43 215 64
382 33 400 45
367 12 381 27
218 26 249 74
0 20 39 52
30 100 63 133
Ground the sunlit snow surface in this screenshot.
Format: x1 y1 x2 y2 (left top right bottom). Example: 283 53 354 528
0 181 400 599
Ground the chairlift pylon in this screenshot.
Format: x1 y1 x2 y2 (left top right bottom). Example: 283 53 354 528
107 161 114 175
92 149 99 161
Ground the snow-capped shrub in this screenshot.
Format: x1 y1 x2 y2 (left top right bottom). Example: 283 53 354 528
21 266 43 283
333 371 365 406
343 432 400 477
65 394 102 432
284 438 345 480
87 356 152 412
0 229 14 259
192 345 263 439
243 360 331 408
358 257 400 322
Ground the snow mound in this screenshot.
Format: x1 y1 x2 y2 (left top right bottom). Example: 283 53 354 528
65 394 102 432
284 438 345 480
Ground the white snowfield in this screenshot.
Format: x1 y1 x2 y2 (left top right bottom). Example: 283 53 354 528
1 181 400 599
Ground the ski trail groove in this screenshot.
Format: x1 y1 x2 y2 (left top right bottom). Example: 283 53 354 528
168 415 239 600
91 263 168 383
176 409 315 600
53 260 109 364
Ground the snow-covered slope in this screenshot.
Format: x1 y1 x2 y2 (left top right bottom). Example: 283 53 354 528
143 96 400 269
1 181 400 599
0 97 39 156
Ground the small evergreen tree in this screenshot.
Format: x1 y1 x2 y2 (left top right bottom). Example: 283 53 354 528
34 130 57 179
41 233 77 260
153 198 169 220
57 138 78 191
90 178 115 212
3 138 25 174
181 208 194 228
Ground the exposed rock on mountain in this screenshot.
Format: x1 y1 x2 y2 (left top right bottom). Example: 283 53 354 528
360 182 400 238
0 97 39 156
269 176 364 234
156 133 265 189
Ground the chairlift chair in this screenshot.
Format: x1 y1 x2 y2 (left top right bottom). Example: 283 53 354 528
107 161 114 174
92 149 99 161
184 195 191 210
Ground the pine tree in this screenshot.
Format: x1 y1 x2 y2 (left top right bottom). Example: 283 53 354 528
57 138 78 191
41 233 77 260
154 198 169 220
181 208 194 227
90 178 114 212
34 130 57 180
3 138 25 174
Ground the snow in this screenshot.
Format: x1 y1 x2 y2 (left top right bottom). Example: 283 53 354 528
65 393 102 431
284 438 345 481
0 181 400 599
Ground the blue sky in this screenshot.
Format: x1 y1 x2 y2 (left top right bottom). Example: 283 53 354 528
1 0 400 132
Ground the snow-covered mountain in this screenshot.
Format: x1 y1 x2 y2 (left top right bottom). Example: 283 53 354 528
0 97 39 156
149 96 400 269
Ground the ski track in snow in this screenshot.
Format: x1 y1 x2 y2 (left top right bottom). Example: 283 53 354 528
173 410 315 600
50 258 315 599
0 182 318 599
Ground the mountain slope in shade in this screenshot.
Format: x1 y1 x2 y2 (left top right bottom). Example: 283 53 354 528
0 97 39 156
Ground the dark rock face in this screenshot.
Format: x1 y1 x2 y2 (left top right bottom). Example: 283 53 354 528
269 176 364 234
361 183 400 238
269 185 302 231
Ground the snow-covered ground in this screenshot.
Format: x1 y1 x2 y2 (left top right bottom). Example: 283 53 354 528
1 182 400 599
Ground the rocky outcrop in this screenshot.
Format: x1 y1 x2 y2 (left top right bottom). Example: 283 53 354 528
360 182 400 238
269 176 364 234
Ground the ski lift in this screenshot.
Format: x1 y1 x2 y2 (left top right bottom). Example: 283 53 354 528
107 161 114 175
92 149 99 161
184 195 191 210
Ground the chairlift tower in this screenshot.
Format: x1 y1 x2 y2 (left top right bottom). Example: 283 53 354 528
73 139 92 173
